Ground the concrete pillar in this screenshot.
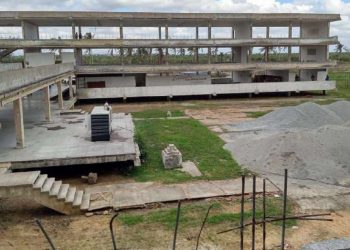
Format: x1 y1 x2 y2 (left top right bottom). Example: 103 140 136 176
68 76 74 99
265 47 269 62
288 22 292 62
22 21 40 54
13 98 25 149
208 23 212 64
72 22 76 39
43 86 51 122
57 81 64 110
120 24 124 65
165 24 169 65
266 26 270 38
195 26 199 64
158 26 162 75
231 27 235 80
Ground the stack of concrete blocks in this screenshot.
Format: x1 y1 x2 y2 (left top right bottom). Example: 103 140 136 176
162 144 182 169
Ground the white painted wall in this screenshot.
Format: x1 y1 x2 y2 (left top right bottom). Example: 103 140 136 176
24 52 55 68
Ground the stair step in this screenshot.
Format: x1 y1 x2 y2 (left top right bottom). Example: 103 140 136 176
49 181 62 196
65 187 76 203
33 174 48 189
73 190 84 207
80 193 90 210
41 177 55 193
58 184 69 200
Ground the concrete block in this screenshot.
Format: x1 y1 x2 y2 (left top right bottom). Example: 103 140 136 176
162 144 182 169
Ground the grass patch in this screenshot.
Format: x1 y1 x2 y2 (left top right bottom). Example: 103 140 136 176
118 198 296 230
245 110 272 118
132 118 241 183
328 70 350 100
132 109 185 119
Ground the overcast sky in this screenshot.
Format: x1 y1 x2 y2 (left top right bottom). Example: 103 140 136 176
0 0 349 49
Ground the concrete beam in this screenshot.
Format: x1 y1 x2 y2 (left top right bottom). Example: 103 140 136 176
77 80 336 100
43 86 51 122
0 12 341 27
13 98 24 149
77 61 337 75
0 37 339 49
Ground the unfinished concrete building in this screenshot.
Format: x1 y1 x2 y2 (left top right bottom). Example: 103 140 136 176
0 12 341 101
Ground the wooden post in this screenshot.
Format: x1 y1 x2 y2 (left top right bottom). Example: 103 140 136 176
13 98 25 149
43 86 51 122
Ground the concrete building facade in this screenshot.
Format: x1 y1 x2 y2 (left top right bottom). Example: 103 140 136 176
0 11 341 101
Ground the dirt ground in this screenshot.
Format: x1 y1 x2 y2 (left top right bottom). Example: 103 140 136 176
1 96 349 249
1 197 350 250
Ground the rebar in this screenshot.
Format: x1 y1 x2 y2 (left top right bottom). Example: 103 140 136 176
173 200 182 250
35 219 56 250
110 213 119 250
195 204 214 250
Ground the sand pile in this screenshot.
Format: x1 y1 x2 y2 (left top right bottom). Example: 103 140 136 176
224 101 350 186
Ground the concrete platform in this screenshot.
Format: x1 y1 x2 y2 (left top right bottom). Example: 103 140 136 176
85 178 279 211
0 91 138 169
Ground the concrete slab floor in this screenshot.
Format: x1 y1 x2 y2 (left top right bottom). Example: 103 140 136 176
0 90 138 169
85 178 279 211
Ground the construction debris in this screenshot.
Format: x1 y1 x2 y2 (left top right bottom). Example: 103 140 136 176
81 172 98 184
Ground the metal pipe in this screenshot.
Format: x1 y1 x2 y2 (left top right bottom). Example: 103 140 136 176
173 200 182 250
195 204 214 250
281 169 288 250
35 219 56 250
252 175 256 250
263 179 266 250
240 175 245 250
109 213 119 250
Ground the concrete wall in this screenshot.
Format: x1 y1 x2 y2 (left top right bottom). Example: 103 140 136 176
83 76 136 88
0 63 22 72
24 52 55 68
77 80 336 99
300 69 327 81
61 52 75 64
300 46 327 62
234 22 252 63
146 75 210 86
0 63 74 95
232 71 251 83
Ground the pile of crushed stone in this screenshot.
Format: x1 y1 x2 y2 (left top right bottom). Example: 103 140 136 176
224 101 350 186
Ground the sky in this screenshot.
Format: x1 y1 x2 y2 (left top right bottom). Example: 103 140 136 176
0 0 349 50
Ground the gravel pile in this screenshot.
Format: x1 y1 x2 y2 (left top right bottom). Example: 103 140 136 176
301 238 350 250
225 101 350 132
224 101 350 186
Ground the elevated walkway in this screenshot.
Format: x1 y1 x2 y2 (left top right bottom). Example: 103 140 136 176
0 171 90 215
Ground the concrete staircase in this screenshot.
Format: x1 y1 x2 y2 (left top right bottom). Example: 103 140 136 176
0 171 90 215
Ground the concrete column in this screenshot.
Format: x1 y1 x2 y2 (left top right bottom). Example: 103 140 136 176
231 27 235 63
13 98 25 149
57 81 64 110
158 26 163 75
68 76 74 99
288 22 293 62
265 47 269 62
43 86 51 122
195 26 199 63
120 24 124 65
72 22 76 39
22 21 40 54
158 26 162 40
266 26 270 38
165 25 169 65
208 23 212 64
76 26 83 65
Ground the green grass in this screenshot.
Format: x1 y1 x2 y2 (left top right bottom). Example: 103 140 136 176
132 109 185 119
118 198 296 230
328 70 350 100
131 118 241 183
245 110 272 118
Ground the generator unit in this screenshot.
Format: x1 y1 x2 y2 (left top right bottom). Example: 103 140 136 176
90 106 112 142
